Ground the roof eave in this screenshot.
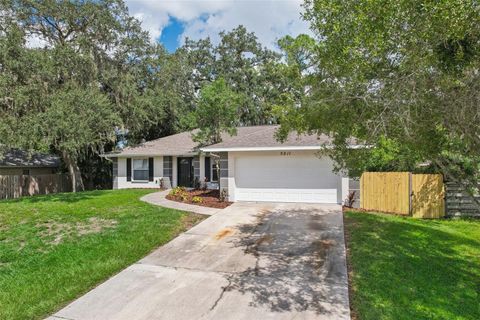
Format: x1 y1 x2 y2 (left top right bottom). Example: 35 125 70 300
201 146 323 152
201 145 365 152
101 152 198 158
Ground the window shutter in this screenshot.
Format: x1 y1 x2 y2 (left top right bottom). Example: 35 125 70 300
148 158 154 181
205 157 211 181
126 158 132 181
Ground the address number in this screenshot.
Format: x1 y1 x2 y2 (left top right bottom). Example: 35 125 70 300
280 152 292 156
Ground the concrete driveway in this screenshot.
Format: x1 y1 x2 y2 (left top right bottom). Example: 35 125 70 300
49 202 350 320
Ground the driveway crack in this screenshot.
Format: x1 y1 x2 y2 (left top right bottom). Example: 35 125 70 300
209 278 232 311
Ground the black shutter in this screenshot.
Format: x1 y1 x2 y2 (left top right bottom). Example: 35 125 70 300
148 157 154 181
205 157 211 181
126 158 132 181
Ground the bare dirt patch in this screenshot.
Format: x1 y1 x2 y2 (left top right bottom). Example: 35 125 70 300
178 213 206 231
37 217 117 245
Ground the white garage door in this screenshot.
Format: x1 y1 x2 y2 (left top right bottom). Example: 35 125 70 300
234 153 340 203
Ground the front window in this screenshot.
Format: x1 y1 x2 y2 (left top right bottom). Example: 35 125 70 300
211 162 218 182
133 159 149 181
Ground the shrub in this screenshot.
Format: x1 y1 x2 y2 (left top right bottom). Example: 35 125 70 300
180 192 189 202
169 186 186 197
169 187 189 201
219 189 228 202
345 191 356 207
192 196 203 204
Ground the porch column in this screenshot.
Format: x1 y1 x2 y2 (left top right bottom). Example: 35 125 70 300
227 152 235 202
199 154 205 186
172 156 177 187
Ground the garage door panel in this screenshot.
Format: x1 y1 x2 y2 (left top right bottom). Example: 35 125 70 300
235 155 338 189
235 188 338 203
234 153 340 204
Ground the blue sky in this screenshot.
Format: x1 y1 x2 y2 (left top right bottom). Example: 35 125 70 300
159 17 185 52
125 0 311 52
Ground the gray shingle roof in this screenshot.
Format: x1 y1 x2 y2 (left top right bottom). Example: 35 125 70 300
0 150 60 168
111 130 201 157
202 125 333 150
109 125 337 157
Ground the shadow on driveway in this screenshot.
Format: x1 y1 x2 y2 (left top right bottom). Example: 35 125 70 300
219 205 350 317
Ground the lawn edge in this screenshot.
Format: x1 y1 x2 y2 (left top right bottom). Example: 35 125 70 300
342 209 359 320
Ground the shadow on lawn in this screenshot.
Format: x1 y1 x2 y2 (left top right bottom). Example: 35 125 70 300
2 190 106 204
222 207 350 317
345 212 480 319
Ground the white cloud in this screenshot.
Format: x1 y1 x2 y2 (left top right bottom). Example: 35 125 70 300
125 0 311 49
25 33 50 48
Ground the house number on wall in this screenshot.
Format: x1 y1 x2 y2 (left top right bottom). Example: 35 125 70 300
280 151 292 156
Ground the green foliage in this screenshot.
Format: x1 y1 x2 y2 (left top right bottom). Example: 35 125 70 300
345 211 480 319
172 26 284 130
192 79 242 145
276 1 480 193
325 136 425 177
0 189 204 320
0 0 164 190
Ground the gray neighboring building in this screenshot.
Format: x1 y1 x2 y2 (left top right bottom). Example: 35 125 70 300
0 149 60 175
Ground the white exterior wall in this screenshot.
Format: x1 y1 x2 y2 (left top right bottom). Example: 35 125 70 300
116 156 164 189
227 150 348 204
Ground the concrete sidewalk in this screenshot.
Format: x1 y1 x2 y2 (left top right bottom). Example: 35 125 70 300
140 190 222 216
48 202 350 320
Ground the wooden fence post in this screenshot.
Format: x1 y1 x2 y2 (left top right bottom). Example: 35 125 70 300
408 172 413 216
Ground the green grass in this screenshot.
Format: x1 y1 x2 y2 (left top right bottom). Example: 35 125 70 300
344 211 480 320
0 189 204 320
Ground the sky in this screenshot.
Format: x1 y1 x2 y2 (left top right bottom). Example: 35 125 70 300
125 0 311 52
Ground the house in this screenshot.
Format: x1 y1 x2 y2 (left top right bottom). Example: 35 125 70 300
104 125 357 204
0 149 60 175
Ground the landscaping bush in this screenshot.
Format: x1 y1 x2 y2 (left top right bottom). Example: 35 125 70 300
192 196 203 204
169 187 189 201
180 192 189 202
219 189 228 202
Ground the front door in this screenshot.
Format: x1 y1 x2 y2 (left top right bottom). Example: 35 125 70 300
177 157 193 187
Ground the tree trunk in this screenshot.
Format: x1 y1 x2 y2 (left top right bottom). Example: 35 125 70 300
62 151 84 192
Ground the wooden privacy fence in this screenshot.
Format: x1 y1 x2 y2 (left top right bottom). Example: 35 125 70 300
360 172 445 218
0 174 71 200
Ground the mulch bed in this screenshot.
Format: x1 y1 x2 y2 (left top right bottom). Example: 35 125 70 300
166 189 233 209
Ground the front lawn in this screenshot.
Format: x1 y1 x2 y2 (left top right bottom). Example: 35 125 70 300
344 211 480 320
0 189 205 320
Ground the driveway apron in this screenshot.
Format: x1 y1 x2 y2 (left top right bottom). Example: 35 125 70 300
49 202 350 320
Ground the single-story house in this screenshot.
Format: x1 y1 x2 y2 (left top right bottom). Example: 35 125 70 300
104 125 357 204
0 149 60 175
